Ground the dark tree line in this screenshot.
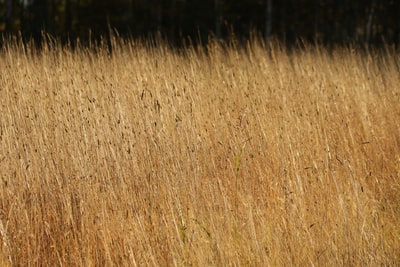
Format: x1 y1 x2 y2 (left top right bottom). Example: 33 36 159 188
1 0 399 47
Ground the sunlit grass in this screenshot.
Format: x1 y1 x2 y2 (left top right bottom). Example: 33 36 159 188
0 37 399 266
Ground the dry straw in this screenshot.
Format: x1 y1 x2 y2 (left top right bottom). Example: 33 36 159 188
0 37 399 266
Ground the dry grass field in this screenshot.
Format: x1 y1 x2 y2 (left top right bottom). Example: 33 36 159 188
0 37 399 266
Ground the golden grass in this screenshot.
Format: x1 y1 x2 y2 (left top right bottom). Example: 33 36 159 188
0 38 399 266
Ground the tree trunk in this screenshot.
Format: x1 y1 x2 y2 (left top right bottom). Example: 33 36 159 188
156 0 162 31
6 0 13 32
366 0 376 44
265 0 272 45
314 0 319 41
215 0 221 39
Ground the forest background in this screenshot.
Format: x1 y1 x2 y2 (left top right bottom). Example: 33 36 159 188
1 0 400 47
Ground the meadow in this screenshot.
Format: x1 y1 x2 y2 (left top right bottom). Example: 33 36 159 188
0 37 399 266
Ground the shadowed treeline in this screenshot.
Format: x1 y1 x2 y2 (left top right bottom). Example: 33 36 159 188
1 0 400 48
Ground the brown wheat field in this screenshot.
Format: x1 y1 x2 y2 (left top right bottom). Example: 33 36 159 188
0 37 399 266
